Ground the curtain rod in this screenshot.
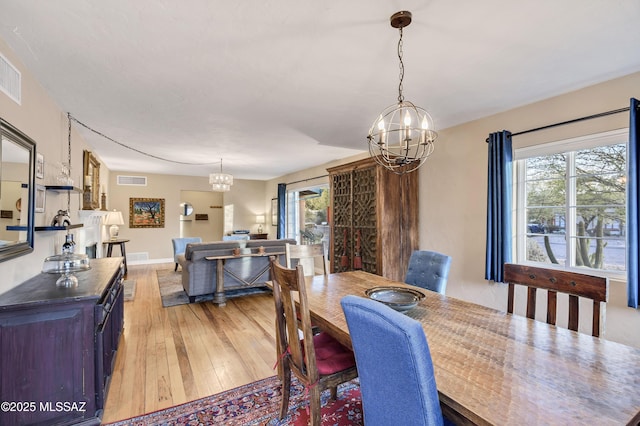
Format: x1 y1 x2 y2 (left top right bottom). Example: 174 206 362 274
486 106 631 142
286 174 329 186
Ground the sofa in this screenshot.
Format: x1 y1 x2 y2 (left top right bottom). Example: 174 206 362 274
177 238 296 303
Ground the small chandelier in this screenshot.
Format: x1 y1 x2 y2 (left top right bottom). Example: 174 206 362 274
367 11 438 175
209 158 233 192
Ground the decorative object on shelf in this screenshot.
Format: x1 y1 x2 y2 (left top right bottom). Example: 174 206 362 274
367 11 438 175
42 233 90 287
56 162 74 186
50 209 71 227
256 214 265 234
82 150 100 210
129 197 165 228
35 184 45 213
62 233 76 253
101 191 107 211
36 152 44 179
209 158 233 192
104 210 124 240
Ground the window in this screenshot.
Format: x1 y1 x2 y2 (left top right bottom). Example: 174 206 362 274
515 129 627 276
285 185 330 245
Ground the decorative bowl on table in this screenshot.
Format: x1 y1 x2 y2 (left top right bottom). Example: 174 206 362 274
364 286 425 312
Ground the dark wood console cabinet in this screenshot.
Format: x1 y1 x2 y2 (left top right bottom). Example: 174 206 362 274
0 257 124 425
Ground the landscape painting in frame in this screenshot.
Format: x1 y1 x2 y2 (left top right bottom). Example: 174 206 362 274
129 197 165 228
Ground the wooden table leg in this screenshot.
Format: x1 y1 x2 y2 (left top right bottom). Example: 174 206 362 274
213 259 227 306
119 242 128 276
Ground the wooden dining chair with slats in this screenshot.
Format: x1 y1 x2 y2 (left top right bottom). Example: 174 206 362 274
285 243 328 276
503 263 609 337
269 257 358 426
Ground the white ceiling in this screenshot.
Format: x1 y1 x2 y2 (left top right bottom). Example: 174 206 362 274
1 1 639 180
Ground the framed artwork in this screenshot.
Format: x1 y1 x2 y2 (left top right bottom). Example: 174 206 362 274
36 153 44 179
35 184 45 213
83 150 100 209
129 197 165 228
271 198 278 226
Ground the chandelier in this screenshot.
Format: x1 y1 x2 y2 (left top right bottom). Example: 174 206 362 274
209 158 233 192
367 11 438 175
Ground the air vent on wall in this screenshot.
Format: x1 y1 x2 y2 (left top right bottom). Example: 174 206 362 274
117 175 147 186
0 52 21 105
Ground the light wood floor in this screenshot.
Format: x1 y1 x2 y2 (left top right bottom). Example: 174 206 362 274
102 263 278 423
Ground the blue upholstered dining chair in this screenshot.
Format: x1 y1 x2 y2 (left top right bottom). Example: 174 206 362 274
405 250 452 295
172 237 202 271
341 295 449 426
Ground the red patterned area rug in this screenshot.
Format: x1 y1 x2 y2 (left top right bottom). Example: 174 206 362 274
105 375 362 425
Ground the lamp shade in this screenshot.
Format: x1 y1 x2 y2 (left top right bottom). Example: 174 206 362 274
104 211 124 226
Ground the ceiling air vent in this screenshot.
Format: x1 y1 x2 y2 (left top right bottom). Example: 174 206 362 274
117 175 147 186
0 52 21 105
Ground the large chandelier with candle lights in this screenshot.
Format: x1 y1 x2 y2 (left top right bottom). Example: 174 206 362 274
367 11 438 175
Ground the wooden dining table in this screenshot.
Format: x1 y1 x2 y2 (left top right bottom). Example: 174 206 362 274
297 270 640 425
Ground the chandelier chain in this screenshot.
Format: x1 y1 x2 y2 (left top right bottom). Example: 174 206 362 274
397 27 404 103
66 112 72 212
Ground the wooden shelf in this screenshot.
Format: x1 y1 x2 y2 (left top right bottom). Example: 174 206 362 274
7 224 83 232
34 223 83 232
45 185 83 193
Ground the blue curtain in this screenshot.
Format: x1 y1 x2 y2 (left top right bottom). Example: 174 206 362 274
628 98 640 308
277 183 286 239
485 130 513 283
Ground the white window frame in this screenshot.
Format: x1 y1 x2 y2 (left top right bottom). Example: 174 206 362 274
514 128 628 280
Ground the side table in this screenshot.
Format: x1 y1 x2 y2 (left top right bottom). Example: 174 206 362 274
106 238 130 275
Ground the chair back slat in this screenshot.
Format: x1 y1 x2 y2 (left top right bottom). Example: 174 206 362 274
504 263 609 337
526 287 537 319
547 291 557 325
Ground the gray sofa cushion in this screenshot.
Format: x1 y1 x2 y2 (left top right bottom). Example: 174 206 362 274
179 238 296 300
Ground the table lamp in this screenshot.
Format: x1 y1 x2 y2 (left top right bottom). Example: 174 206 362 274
256 214 265 234
105 210 124 240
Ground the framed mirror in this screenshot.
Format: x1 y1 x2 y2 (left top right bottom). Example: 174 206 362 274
0 118 35 261
82 150 100 209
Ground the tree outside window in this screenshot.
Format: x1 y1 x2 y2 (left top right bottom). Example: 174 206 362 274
519 138 626 273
